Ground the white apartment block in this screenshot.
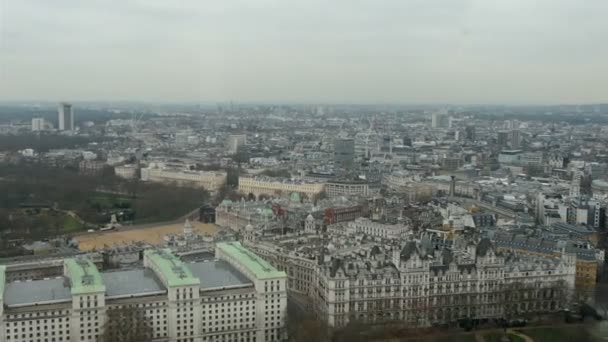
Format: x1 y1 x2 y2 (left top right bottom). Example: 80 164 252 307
58 103 74 131
238 176 325 200
0 243 287 342
141 164 227 192
31 118 46 132
328 217 409 240
325 180 369 198
114 164 138 179
227 135 247 155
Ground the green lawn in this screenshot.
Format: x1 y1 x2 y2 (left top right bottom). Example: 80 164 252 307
484 332 525 342
62 215 84 233
411 334 477 342
517 327 592 342
508 335 526 342
433 335 478 342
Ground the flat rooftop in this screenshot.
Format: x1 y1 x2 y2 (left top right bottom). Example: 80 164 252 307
64 258 105 295
217 242 286 280
4 278 72 307
145 249 200 287
188 260 253 290
103 269 166 298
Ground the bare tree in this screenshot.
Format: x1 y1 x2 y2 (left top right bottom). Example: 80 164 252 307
99 306 153 342
285 302 331 342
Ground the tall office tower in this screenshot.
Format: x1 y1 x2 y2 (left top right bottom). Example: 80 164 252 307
570 171 582 198
497 131 510 147
381 135 392 153
431 112 441 128
58 102 74 131
226 134 247 154
511 129 521 149
334 138 355 172
31 118 45 131
465 125 476 141
431 112 449 128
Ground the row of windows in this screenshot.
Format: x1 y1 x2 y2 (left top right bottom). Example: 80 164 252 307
6 335 69 341
6 311 69 320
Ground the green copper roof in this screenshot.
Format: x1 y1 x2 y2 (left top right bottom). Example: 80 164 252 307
0 265 6 302
64 258 105 295
290 192 301 203
261 207 274 218
217 242 286 280
144 249 200 287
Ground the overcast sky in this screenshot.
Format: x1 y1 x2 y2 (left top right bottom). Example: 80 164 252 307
0 0 606 104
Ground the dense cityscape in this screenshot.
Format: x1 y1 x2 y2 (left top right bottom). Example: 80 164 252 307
0 103 608 341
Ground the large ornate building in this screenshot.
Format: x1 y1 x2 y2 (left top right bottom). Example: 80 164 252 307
313 239 576 328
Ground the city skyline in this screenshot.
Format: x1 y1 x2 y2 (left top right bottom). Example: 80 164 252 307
1 0 607 104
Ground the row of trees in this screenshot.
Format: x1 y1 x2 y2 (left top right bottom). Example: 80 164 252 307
0 161 210 239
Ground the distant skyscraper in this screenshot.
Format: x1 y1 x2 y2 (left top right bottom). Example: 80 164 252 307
31 118 45 132
226 134 247 154
497 131 510 147
431 112 440 128
465 125 476 141
381 135 392 153
431 112 449 128
511 129 521 149
570 170 583 198
334 138 355 172
58 102 74 131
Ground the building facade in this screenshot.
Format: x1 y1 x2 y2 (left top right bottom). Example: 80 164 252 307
141 165 227 192
114 164 138 179
313 239 576 328
328 217 409 240
325 180 368 198
31 118 46 132
333 139 355 173
226 135 247 155
238 176 325 200
58 103 74 131
0 243 287 342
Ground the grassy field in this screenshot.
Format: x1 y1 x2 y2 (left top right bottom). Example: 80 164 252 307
484 332 525 342
62 215 84 233
432 335 478 342
408 334 477 342
517 326 593 342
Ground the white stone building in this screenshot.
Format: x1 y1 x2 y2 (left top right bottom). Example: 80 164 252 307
0 243 287 342
141 163 227 192
238 176 325 200
328 217 410 240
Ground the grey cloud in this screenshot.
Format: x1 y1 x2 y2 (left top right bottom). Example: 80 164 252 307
0 0 606 103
